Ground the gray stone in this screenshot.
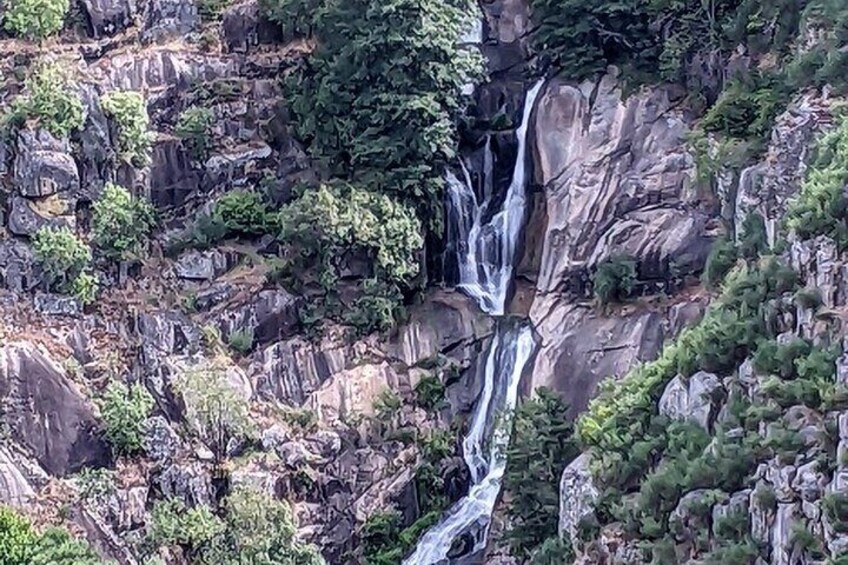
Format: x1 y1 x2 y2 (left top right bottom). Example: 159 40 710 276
14 129 79 198
792 461 827 502
156 461 213 506
140 0 198 44
216 289 301 347
81 0 137 37
0 342 110 475
175 249 234 281
558 453 599 547
221 0 282 53
0 240 37 292
142 416 181 464
8 195 74 236
34 293 82 317
658 371 721 430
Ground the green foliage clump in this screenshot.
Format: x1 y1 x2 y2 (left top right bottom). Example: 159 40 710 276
278 183 423 334
261 0 319 37
703 238 738 288
70 271 98 306
592 256 637 306
361 509 441 565
824 493 848 532
32 226 91 292
0 507 102 565
280 0 482 229
0 506 36 565
702 72 789 140
175 106 215 161
227 327 255 356
174 360 254 461
504 388 579 558
196 0 231 21
10 63 84 138
148 499 225 557
92 183 156 261
3 0 69 39
98 380 155 456
212 191 272 238
414 374 446 410
100 91 152 166
786 115 848 248
204 486 324 564
529 536 575 565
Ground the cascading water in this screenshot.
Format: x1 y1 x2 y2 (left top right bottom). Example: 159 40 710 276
445 80 545 316
405 79 545 565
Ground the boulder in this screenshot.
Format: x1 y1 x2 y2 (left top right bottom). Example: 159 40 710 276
80 0 137 37
7 195 74 236
215 288 301 346
14 129 80 199
175 249 235 281
140 0 199 44
221 0 283 53
658 371 722 430
558 453 599 547
0 342 110 475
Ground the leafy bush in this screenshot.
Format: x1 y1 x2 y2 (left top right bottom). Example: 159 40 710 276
205 486 323 564
261 0 319 37
3 0 69 39
99 381 154 456
281 0 482 229
504 388 579 558
738 213 768 260
786 115 848 248
29 527 102 565
70 271 98 306
703 238 738 288
0 506 36 564
196 0 230 21
32 226 91 291
92 183 156 260
174 360 254 461
825 493 848 532
0 508 101 565
10 63 84 138
592 256 637 306
361 509 442 565
530 536 575 565
227 327 255 356
701 73 788 140
148 499 225 556
213 191 272 238
414 374 446 410
343 278 406 336
100 91 152 166
175 106 215 161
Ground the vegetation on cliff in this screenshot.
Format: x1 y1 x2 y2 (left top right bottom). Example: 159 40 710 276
0 507 103 564
265 0 482 230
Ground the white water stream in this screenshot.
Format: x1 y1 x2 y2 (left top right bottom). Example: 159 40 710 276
404 79 544 564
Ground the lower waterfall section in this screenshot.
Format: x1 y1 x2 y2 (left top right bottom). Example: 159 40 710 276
404 321 537 564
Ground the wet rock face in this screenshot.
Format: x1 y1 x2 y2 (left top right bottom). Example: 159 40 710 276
531 73 713 294
0 343 110 475
140 0 199 44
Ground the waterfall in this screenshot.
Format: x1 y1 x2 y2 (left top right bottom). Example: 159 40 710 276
446 80 545 316
405 79 544 564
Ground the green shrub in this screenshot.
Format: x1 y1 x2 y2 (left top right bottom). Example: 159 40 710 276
738 213 768 259
824 493 848 532
3 0 69 39
530 536 574 565
100 91 152 166
205 486 323 564
10 63 84 138
175 106 215 161
0 506 36 565
32 226 91 291
701 73 788 140
261 0 319 36
414 374 446 410
92 183 156 261
29 527 102 565
754 485 777 512
795 288 823 310
227 327 255 356
99 381 154 456
213 191 271 238
504 388 579 558
281 0 482 229
703 238 738 288
148 499 225 554
343 279 406 336
174 360 254 461
70 271 98 306
592 256 637 306
786 115 848 248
